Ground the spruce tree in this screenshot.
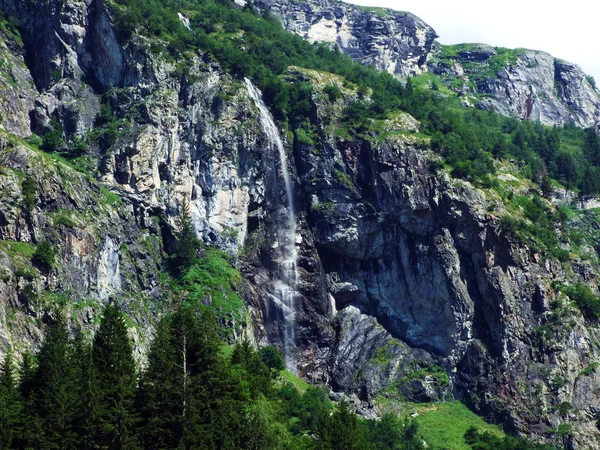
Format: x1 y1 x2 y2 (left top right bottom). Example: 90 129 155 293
186 309 246 449
92 303 139 449
31 311 77 449
0 350 21 449
318 399 364 450
232 341 272 399
137 318 181 449
172 198 198 277
15 351 42 450
72 336 98 450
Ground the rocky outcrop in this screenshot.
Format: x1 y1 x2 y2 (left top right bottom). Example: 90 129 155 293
253 1 599 129
430 45 600 128
0 138 163 357
282 70 600 447
252 0 437 78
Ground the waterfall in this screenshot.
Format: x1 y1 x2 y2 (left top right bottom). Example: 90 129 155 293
245 78 299 371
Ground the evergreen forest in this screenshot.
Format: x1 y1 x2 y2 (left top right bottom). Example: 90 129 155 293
0 304 558 450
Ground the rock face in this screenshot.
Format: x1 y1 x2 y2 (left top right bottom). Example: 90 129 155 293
253 0 438 78
429 45 600 128
254 1 600 129
0 0 599 448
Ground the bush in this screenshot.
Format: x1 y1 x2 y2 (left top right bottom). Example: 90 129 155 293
20 177 36 212
32 240 57 270
323 83 342 102
259 345 285 372
41 119 64 152
563 283 600 320
26 133 43 148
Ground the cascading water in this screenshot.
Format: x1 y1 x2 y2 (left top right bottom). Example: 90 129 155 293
245 78 299 371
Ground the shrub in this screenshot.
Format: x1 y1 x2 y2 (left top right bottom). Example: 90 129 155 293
41 119 64 152
32 240 57 270
20 177 36 212
563 283 600 320
558 401 571 417
323 83 342 102
259 345 285 372
26 133 43 148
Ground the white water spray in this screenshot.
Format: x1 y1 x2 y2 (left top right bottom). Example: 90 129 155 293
245 78 298 370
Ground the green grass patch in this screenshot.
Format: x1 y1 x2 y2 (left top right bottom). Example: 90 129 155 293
354 5 404 17
278 369 310 394
48 209 78 228
99 186 123 208
411 73 455 96
0 240 36 257
414 401 503 450
168 246 249 333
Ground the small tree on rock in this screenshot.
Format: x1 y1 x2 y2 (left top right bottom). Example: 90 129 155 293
172 198 198 277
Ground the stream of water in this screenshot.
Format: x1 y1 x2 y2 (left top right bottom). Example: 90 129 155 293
245 78 299 371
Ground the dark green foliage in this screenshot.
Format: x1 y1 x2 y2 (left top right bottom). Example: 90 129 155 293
92 303 139 449
138 307 227 449
42 119 65 152
563 283 600 320
361 415 425 450
464 426 558 450
20 176 36 212
89 100 128 149
30 311 78 449
0 351 20 450
318 399 365 450
139 307 246 449
137 318 181 450
67 135 89 157
232 341 272 398
277 383 331 436
14 352 42 450
32 239 57 270
171 198 199 277
323 83 342 102
7 305 558 450
259 345 286 372
71 337 98 450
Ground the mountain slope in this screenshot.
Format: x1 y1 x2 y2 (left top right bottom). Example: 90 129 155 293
0 0 599 448
254 0 600 129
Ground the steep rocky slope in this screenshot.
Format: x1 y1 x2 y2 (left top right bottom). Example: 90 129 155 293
0 0 599 448
253 0 437 78
429 44 600 128
254 0 600 129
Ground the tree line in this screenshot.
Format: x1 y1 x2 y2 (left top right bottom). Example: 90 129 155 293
0 303 429 449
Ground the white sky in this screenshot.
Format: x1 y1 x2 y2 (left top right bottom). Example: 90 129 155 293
347 0 600 83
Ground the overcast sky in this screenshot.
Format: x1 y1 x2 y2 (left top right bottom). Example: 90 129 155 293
347 0 600 83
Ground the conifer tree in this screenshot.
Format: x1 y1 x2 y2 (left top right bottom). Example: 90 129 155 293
31 311 77 449
72 336 98 450
92 302 139 449
176 308 246 449
318 399 364 450
0 350 21 449
232 341 272 399
172 198 198 276
137 317 181 449
139 307 241 449
15 351 42 450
